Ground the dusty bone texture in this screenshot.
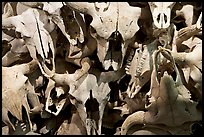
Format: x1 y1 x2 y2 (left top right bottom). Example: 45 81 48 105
68 67 125 135
148 2 176 29
125 40 158 98
67 2 141 71
121 49 202 135
2 2 202 135
2 60 40 133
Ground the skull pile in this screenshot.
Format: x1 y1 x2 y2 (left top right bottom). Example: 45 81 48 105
2 2 202 135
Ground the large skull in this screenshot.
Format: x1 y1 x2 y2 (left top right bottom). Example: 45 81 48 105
121 49 202 135
67 2 141 70
69 73 111 135
148 2 176 29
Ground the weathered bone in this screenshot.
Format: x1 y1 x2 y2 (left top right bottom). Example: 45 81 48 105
67 2 141 70
172 2 202 27
160 39 202 100
64 27 97 67
56 110 87 135
1 2 202 135
2 38 29 67
44 79 70 116
175 22 202 46
121 49 201 134
196 12 202 30
125 40 158 98
51 4 85 46
2 60 39 132
2 3 14 19
165 43 202 80
128 121 196 135
41 56 86 115
68 67 125 135
2 8 56 78
148 2 176 29
68 74 110 135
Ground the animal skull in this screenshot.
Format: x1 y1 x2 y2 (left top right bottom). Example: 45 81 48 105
148 2 176 29
125 40 159 98
121 49 202 135
68 67 125 135
67 2 141 70
2 60 39 132
44 79 70 116
69 73 111 135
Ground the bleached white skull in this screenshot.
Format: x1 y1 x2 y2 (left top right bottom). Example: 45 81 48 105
67 2 141 71
148 2 176 29
69 73 111 135
121 49 202 135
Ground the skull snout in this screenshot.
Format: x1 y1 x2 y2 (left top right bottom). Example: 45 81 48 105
103 31 123 71
157 13 167 25
155 12 169 29
85 90 100 135
108 31 123 52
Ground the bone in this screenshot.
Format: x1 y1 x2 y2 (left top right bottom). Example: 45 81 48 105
2 60 39 133
148 2 176 28
121 111 145 135
2 2 202 135
2 3 14 19
67 2 141 71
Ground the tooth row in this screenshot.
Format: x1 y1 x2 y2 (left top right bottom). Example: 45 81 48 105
135 49 147 77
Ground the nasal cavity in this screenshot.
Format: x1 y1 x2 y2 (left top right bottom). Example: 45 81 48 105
164 14 167 24
85 90 99 113
108 31 123 52
157 13 168 24
157 13 161 23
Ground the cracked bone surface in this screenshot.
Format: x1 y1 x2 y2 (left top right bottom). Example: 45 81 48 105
121 50 202 135
2 60 39 133
68 67 125 135
69 73 110 135
2 2 202 135
67 2 141 70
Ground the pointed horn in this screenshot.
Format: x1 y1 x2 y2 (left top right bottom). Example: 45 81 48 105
2 3 14 18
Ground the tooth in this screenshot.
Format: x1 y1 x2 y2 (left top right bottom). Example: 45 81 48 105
104 60 111 70
112 61 119 71
126 64 130 68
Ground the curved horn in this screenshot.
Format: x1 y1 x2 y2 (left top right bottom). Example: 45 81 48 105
196 12 202 30
121 111 145 135
66 2 94 15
